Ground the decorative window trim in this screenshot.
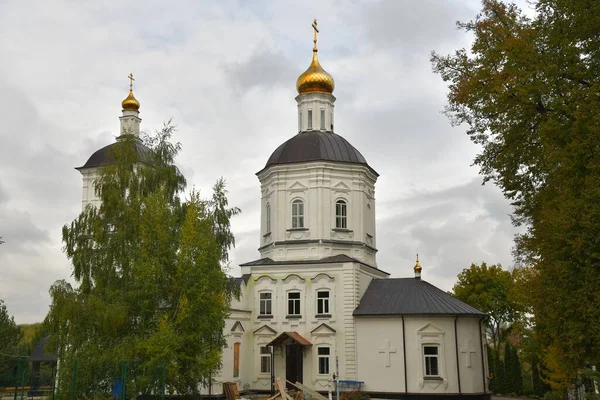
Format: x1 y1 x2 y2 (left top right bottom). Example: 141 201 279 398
417 323 448 389
317 346 331 376
311 273 335 283
266 203 271 234
283 273 305 283
259 291 273 317
307 109 313 130
259 346 272 375
423 345 440 378
320 109 325 130
291 199 305 229
335 199 348 229
316 290 331 316
287 291 301 316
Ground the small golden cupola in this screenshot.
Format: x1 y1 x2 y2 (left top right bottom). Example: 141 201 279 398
414 254 422 279
122 73 140 112
296 19 335 95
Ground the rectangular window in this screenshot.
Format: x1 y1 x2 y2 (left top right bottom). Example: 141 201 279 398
424 346 439 377
317 291 330 315
292 201 304 228
288 292 301 315
260 292 272 315
335 201 347 229
299 112 302 131
318 347 330 375
307 110 313 130
320 109 325 130
266 204 271 233
233 342 240 378
260 346 271 374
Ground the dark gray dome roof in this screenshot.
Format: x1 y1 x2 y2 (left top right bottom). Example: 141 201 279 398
263 131 376 174
77 138 153 170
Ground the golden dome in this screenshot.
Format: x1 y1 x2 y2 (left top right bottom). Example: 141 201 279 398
122 90 140 112
122 73 140 112
296 51 335 94
414 254 422 274
296 19 334 95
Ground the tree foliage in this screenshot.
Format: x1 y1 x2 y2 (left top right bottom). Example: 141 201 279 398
0 299 23 386
0 300 21 353
46 124 240 398
452 262 522 350
432 0 600 377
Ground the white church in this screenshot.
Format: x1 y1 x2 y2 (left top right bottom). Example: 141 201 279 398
77 22 490 400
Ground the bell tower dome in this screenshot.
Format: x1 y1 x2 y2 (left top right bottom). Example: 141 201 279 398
256 21 379 267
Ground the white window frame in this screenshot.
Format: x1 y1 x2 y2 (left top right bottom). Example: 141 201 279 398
260 346 271 374
259 291 272 316
320 109 325 130
299 111 302 131
335 200 347 229
316 290 330 315
292 199 304 228
317 346 330 375
423 345 440 378
266 203 271 233
307 109 313 130
287 291 301 316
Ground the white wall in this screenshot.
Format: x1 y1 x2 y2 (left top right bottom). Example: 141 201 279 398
356 316 487 395
258 161 378 266
221 260 387 392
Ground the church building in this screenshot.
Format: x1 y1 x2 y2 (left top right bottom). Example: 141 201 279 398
77 22 489 400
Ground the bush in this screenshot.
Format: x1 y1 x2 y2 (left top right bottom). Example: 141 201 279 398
340 391 369 400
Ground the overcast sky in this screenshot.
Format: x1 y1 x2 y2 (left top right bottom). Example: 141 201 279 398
0 0 529 324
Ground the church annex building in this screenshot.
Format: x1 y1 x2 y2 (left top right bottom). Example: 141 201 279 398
78 22 490 400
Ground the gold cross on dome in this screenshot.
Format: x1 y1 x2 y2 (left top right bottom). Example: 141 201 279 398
128 73 135 91
312 19 319 49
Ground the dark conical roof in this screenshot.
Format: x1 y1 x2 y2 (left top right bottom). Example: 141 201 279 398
262 131 377 175
76 137 153 170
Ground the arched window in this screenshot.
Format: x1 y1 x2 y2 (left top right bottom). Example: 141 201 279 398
266 203 271 233
292 199 304 228
335 200 347 229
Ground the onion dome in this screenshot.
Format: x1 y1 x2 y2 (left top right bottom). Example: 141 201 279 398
414 254 422 279
122 73 140 111
296 19 335 95
121 90 140 112
296 51 335 94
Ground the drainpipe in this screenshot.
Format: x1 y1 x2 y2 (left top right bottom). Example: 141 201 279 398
271 346 275 396
402 316 407 394
479 317 487 393
454 316 462 395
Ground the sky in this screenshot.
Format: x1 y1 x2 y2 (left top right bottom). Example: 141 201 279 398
0 0 531 324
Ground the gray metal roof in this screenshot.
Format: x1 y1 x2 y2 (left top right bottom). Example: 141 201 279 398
353 278 486 317
261 131 377 175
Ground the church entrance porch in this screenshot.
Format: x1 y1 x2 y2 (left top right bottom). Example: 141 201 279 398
267 332 312 390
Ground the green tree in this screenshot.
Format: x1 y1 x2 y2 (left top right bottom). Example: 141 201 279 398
431 0 600 377
452 263 521 351
0 300 23 386
46 124 240 398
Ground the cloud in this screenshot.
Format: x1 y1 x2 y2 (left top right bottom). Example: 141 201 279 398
0 0 521 323
376 178 519 289
225 46 297 92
